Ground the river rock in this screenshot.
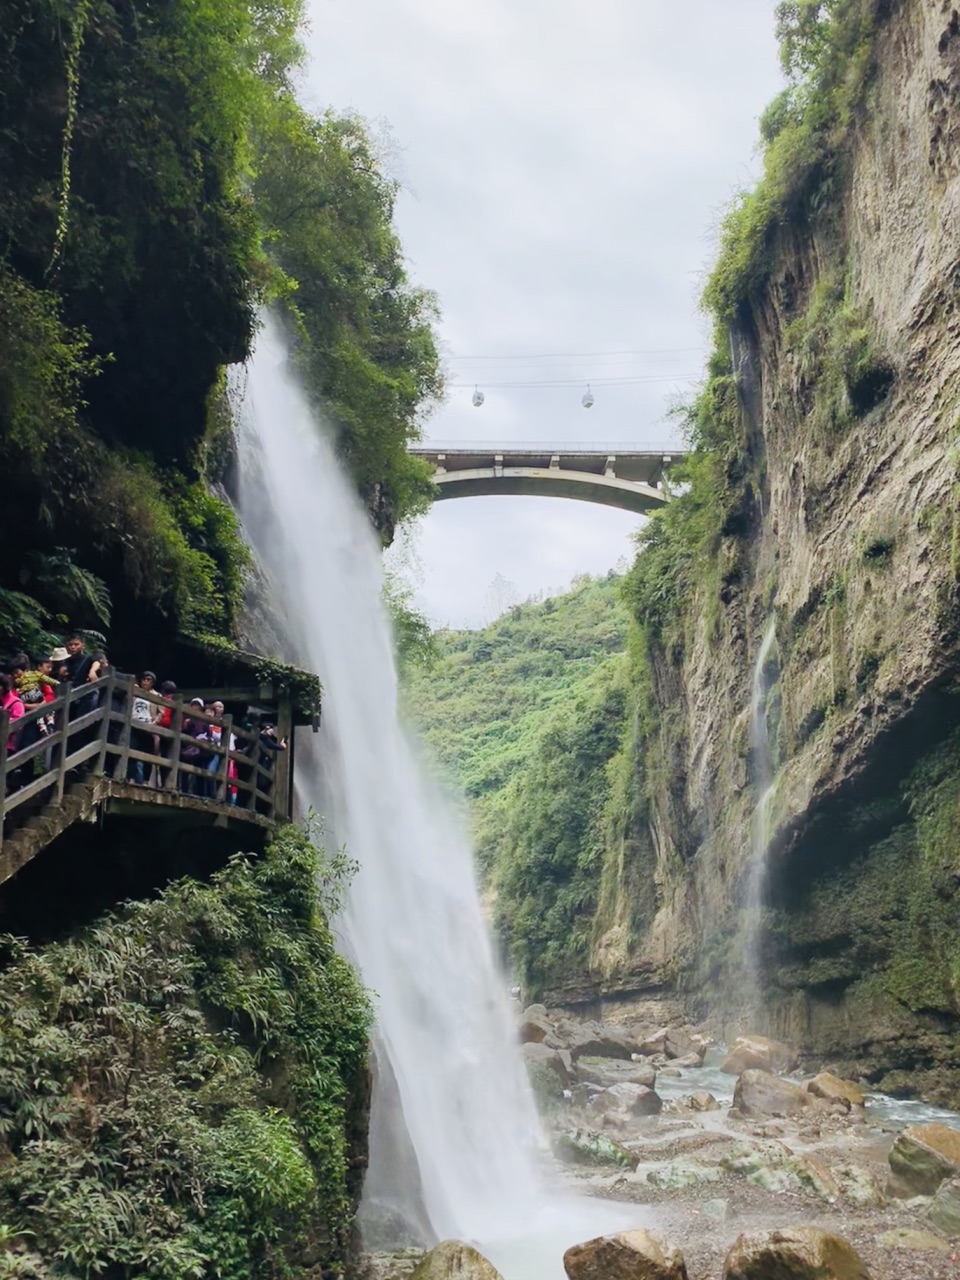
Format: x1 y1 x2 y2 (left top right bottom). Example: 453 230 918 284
721 1035 799 1076
575 1055 657 1089
888 1123 960 1197
720 1139 840 1200
687 1090 721 1111
562 1020 647 1061
646 1159 723 1191
521 1040 570 1087
670 1052 704 1069
564 1229 688 1280
721 1227 871 1280
410 1240 505 1280
632 1027 667 1055
664 1028 705 1063
733 1069 813 1118
519 1006 552 1044
875 1228 950 1253
930 1174 960 1235
589 1081 662 1117
553 1128 638 1169
806 1072 865 1110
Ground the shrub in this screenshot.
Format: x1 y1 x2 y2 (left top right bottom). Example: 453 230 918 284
0 825 370 1279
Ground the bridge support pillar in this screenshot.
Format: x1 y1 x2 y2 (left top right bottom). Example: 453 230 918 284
605 455 616 478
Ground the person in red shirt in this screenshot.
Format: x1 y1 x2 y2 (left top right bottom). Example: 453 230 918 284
1 672 26 793
151 680 177 788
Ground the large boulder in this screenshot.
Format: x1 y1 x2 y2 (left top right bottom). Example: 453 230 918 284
522 1040 571 1087
410 1240 504 1280
519 1012 551 1044
635 1027 669 1057
564 1229 688 1280
575 1056 657 1089
588 1081 663 1117
888 1123 960 1197
563 1020 642 1061
806 1072 865 1110
930 1174 960 1236
664 1028 706 1064
721 1227 871 1280
733 1069 813 1118
721 1035 799 1076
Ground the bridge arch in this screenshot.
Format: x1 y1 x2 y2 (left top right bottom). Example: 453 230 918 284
409 445 680 516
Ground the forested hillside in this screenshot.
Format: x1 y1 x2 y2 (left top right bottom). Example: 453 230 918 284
404 574 649 993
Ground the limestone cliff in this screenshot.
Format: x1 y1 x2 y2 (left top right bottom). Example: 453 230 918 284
571 0 960 1104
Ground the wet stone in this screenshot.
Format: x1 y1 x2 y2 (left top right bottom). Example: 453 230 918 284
564 1229 689 1280
721 1226 872 1280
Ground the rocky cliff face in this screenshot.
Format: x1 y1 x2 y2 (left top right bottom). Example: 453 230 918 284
568 0 960 1104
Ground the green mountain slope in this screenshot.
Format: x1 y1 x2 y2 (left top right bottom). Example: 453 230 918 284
403 573 638 993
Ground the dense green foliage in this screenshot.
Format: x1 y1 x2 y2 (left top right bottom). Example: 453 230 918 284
0 825 370 1279
404 575 634 991
256 108 441 532
0 0 441 663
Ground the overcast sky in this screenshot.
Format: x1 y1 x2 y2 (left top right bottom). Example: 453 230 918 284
301 0 784 628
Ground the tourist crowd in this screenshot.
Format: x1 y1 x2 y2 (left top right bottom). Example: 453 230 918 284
1 633 287 805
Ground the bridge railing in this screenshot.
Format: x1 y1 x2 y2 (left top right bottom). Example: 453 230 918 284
410 441 682 453
0 675 291 854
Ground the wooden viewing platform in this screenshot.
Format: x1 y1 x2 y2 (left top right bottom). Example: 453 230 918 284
0 674 309 888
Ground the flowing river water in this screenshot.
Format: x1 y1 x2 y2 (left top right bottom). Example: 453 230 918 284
236 318 645 1277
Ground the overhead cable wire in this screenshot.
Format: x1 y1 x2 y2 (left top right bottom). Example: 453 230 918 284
445 346 703 360
448 373 698 389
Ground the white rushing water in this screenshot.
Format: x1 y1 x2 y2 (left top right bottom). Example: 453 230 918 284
743 618 778 995
237 318 647 1274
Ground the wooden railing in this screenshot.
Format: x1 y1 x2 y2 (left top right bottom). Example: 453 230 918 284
0 675 293 854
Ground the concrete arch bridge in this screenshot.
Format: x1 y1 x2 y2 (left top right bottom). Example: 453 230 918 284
408 443 683 514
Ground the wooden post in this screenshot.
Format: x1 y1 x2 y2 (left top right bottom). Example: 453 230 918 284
273 695 293 821
165 698 183 792
94 673 115 777
117 676 133 782
55 686 71 803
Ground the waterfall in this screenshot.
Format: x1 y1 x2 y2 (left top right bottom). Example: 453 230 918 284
235 318 646 1272
743 617 778 999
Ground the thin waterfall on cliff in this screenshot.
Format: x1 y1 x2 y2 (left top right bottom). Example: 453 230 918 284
235 317 544 1245
743 618 778 995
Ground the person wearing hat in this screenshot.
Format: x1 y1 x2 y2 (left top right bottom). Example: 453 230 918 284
179 696 208 795
128 672 157 785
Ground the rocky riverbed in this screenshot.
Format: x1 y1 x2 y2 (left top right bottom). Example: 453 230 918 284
365 1009 960 1280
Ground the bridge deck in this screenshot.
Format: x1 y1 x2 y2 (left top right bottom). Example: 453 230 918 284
409 443 683 514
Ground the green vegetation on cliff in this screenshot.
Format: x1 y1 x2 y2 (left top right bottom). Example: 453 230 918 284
0 824 370 1278
404 575 647 994
628 0 891 654
0 0 441 664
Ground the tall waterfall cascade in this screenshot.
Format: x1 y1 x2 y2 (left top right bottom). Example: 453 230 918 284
236 317 542 1242
235 319 645 1272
